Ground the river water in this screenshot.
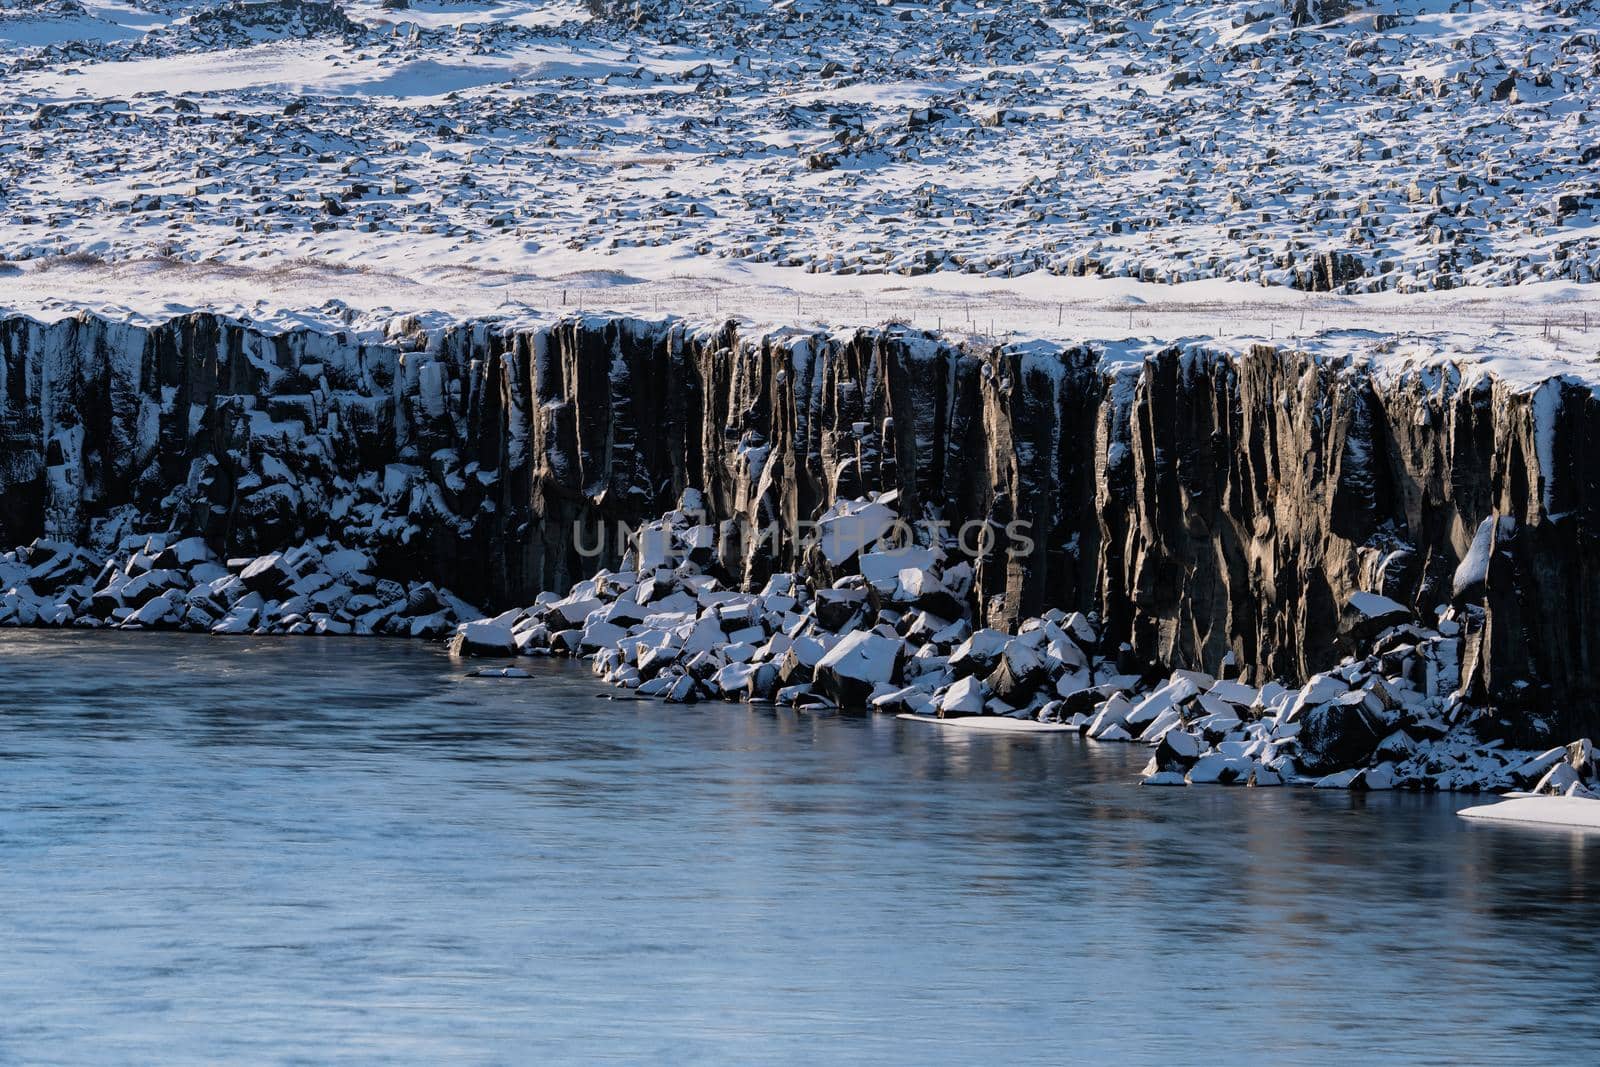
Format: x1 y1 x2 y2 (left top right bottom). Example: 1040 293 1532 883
1 631 1597 1064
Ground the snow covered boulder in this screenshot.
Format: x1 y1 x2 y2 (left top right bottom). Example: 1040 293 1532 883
1086 694 1134 740
1509 746 1567 787
664 674 701 704
239 552 296 597
1154 729 1202 774
939 675 987 717
683 524 716 565
744 662 780 702
1314 768 1363 789
1125 674 1202 731
1337 591 1413 651
1295 701 1384 774
153 536 214 569
815 498 897 568
1187 753 1248 785
1281 672 1350 723
449 618 518 657
897 565 966 622
775 643 819 688
125 593 178 628
813 630 903 707
1143 771 1188 787
712 662 758 697
321 547 374 577
948 628 1008 679
549 595 603 628
985 640 1048 706
872 685 936 717
1528 742 1599 795
1535 762 1583 795
1354 764 1397 791
814 587 869 632
118 570 181 609
859 545 937 586
578 621 629 652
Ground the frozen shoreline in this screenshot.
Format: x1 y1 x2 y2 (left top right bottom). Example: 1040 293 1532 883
5 493 1598 803
449 493 1600 799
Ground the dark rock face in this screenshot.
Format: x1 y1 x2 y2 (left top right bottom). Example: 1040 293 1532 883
1090 349 1600 740
2 311 1597 734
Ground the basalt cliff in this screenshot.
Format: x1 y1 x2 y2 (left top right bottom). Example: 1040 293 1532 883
1 310 1595 736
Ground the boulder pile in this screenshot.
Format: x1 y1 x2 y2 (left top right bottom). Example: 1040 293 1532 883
0 533 477 637
457 492 1597 795
4 485 1592 798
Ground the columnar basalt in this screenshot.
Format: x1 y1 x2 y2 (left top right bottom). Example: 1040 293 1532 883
1 310 1594 734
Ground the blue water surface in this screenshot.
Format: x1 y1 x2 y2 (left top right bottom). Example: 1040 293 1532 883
1 631 1596 1065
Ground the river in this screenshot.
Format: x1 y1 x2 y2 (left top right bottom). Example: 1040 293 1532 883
1 631 1597 1064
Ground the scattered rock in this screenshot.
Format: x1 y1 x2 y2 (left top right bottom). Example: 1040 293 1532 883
450 618 518 657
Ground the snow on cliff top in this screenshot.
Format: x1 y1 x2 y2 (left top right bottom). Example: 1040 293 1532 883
4 0 1600 299
6 254 1599 394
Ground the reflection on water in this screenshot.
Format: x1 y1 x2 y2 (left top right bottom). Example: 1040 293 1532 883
1 631 1598 1063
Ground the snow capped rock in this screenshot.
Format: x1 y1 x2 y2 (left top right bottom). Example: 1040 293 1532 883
712 661 757 697
1187 753 1248 786
1339 591 1413 649
815 498 897 568
322 548 374 577
984 640 1048 707
1087 695 1133 740
239 552 295 597
1283 673 1351 723
1297 702 1385 775
579 620 629 652
949 629 1009 679
1359 764 1397 791
1126 675 1200 731
551 596 603 628
859 545 937 585
814 630 902 705
1154 729 1202 774
1314 769 1364 790
159 536 214 568
939 676 987 717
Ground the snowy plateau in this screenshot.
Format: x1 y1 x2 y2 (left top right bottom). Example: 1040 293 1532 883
6 0 1600 294
8 0 1600 820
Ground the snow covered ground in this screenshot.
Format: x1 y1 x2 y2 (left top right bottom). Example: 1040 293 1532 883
5 0 1600 322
